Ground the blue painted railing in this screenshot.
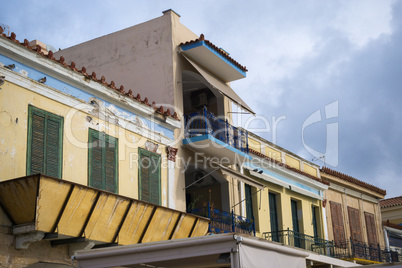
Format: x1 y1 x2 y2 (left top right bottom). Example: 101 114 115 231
188 202 255 235
184 107 249 154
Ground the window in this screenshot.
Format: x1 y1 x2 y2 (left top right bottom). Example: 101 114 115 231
330 201 346 245
348 206 363 242
365 212 378 246
138 148 161 205
291 199 302 248
245 184 253 220
27 105 63 178
88 129 118 193
269 192 280 242
312 205 319 238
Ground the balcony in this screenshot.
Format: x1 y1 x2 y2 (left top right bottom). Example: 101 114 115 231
188 202 255 236
332 239 401 264
263 230 401 264
263 229 333 256
183 107 251 165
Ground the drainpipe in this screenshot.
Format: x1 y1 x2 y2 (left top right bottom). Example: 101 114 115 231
383 228 390 252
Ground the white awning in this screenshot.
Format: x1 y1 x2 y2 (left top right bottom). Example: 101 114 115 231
218 164 264 190
244 166 323 200
182 54 255 115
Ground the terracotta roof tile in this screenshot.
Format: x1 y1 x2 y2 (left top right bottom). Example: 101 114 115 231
380 196 402 208
320 167 386 196
180 34 248 72
0 27 179 121
249 148 329 186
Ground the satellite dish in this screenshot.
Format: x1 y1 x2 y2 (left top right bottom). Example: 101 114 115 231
46 44 57 53
0 24 11 36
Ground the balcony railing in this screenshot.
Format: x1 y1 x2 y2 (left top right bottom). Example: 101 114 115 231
263 230 401 263
332 239 401 263
263 229 334 256
184 107 249 154
188 202 255 236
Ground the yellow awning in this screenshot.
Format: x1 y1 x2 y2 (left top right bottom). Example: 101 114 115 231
182 54 255 115
0 175 209 245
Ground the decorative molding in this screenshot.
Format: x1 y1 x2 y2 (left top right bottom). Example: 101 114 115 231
166 146 178 162
145 140 159 153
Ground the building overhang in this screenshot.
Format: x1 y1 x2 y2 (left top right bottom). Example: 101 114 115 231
181 54 254 115
180 41 246 82
0 175 209 248
183 134 251 165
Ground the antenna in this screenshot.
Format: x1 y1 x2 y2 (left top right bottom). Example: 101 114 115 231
312 155 326 167
46 44 57 53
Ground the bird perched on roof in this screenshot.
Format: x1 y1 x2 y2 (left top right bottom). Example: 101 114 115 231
38 77 46 83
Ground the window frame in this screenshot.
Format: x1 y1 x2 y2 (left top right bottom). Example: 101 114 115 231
88 128 118 193
26 105 64 178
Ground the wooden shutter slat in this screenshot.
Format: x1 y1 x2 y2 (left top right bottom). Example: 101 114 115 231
330 201 345 245
88 129 118 193
104 138 116 193
28 107 63 178
348 207 363 242
90 135 104 190
365 212 377 246
31 112 46 174
150 154 160 205
45 117 61 177
139 148 160 205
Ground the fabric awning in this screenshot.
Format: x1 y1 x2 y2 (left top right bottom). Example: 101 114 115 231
182 54 255 115
218 164 264 189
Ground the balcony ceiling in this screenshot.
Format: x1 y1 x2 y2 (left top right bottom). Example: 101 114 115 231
183 134 251 166
0 175 209 246
180 41 246 82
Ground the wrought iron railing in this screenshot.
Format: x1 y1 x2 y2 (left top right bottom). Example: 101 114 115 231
188 202 255 235
263 229 334 256
184 107 249 154
332 239 401 263
262 230 401 263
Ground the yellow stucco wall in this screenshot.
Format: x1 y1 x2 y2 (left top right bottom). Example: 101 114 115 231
265 146 282 162
248 137 261 153
0 81 169 202
324 187 385 247
303 163 318 177
252 180 323 239
285 155 300 170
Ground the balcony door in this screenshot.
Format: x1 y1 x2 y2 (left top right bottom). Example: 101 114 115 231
269 192 280 242
291 199 302 248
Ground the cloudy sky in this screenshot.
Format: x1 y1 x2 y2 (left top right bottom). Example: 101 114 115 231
2 0 401 198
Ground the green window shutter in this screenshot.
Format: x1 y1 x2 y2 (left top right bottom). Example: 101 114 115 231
150 154 161 205
30 111 46 175
27 106 63 178
139 148 160 205
269 192 280 242
312 205 319 238
46 117 62 177
105 136 117 193
245 184 253 220
88 129 118 193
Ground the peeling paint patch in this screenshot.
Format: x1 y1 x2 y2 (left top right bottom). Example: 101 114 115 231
10 147 16 159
